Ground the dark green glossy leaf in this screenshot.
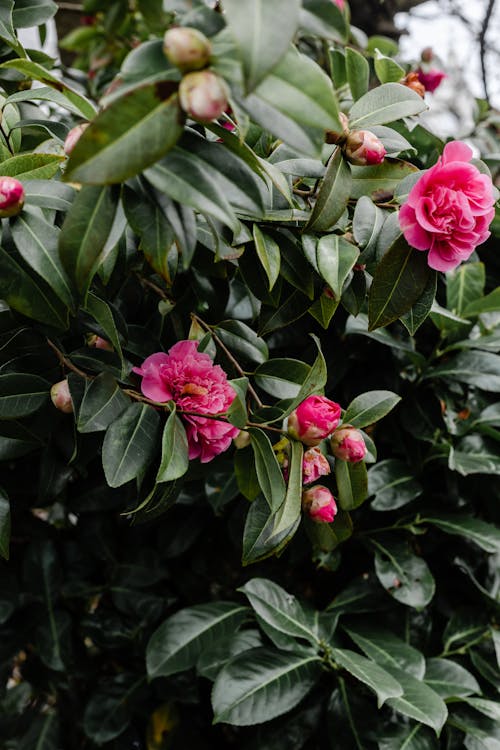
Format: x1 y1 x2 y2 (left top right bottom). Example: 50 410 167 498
368 459 422 511
306 148 352 231
335 459 368 511
344 623 425 678
248 428 286 512
400 271 437 335
422 514 500 554
215 320 268 364
424 658 480 698
254 359 310 399
156 407 189 483
314 234 359 299
385 667 448 734
77 373 130 433
425 351 500 392
343 390 401 429
331 647 403 707
350 159 418 201
374 539 435 607
0 374 48 418
102 403 160 488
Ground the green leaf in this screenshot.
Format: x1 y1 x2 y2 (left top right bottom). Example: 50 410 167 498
146 602 249 678
315 234 359 300
449 436 500 476
343 390 401 428
156 407 189 483
0 488 11 560
253 225 280 291
248 428 286 512
400 271 437 335
0 58 96 119
0 153 64 180
84 293 126 376
335 459 368 511
424 658 480 698
212 648 322 725
254 359 310 399
0 1 16 45
234 446 260 501
77 373 130 433
300 0 347 43
102 403 160 488
306 148 352 231
344 623 426 678
331 647 403 707
239 578 319 645
223 0 301 92
378 724 439 750
241 495 301 565
12 0 57 27
59 185 119 298
346 47 369 101
270 439 304 537
374 49 406 84
447 262 485 317
226 376 248 429
353 196 385 256
463 286 500 317
23 179 75 211
374 539 435 607
349 83 428 128
215 320 268 364
368 459 422 511
425 351 500 392
280 335 328 418
10 207 74 310
350 159 418 201
36 609 71 672
18 713 60 750
0 374 48 418
385 667 448 734
66 86 184 184
83 676 141 744
368 236 433 331
421 514 500 554
259 290 311 336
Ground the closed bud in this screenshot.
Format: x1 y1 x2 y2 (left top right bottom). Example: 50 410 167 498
87 334 113 351
233 430 251 449
400 71 425 99
64 123 89 155
50 379 73 414
302 485 337 523
288 395 342 447
344 130 386 166
331 426 366 463
0 177 24 218
163 26 212 72
420 47 433 63
179 70 229 123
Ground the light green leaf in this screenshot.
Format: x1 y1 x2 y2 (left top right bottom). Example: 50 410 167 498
349 83 427 128
315 234 359 300
331 647 403 707
374 50 406 84
306 148 352 232
270 439 304 537
346 47 369 100
0 153 64 181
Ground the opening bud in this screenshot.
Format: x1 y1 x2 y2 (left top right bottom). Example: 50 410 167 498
0 177 25 218
179 70 229 123
330 426 366 463
302 485 337 523
287 395 342 447
64 123 89 156
416 68 446 94
163 26 212 72
344 130 386 166
50 379 74 414
302 447 331 485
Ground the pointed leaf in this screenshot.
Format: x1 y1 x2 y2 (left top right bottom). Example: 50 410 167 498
343 390 401 428
349 83 427 128
344 624 426 678
315 234 359 299
421 515 500 554
424 658 480 698
248 428 286 512
335 459 368 511
385 667 448 734
78 373 130 433
156 407 189 483
102 403 160 488
306 148 352 231
331 647 403 707
374 539 435 608
0 374 48 418
253 224 281 291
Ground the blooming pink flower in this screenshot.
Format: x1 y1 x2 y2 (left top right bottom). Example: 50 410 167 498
302 447 331 485
133 340 238 463
0 176 24 218
417 68 446 93
399 141 496 272
288 395 342 446
302 486 337 523
331 426 366 463
344 130 386 166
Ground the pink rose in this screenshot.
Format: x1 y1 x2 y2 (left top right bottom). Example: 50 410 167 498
330 426 366 463
288 395 342 446
302 486 337 523
302 447 331 485
399 141 496 272
417 68 446 93
344 130 386 166
0 176 24 218
133 340 238 463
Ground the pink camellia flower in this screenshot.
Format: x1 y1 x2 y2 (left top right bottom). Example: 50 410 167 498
133 340 238 463
330 426 367 463
344 130 386 166
417 68 446 93
288 395 342 447
50 379 73 414
302 485 338 523
399 140 496 272
179 70 229 123
0 176 25 218
302 447 331 485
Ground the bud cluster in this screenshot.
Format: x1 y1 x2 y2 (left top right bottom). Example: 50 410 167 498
163 26 229 123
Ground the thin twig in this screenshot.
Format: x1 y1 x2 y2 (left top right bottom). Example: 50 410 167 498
47 339 92 380
478 0 496 103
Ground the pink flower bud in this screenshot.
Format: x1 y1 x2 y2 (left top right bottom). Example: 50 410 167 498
50 379 73 414
302 447 331 485
163 26 212 72
302 485 337 523
64 123 89 155
330 426 366 463
417 68 446 93
344 131 386 166
0 177 25 218
87 334 113 351
288 395 342 447
179 70 230 123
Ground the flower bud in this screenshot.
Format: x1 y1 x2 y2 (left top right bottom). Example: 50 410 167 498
302 485 337 523
64 123 89 156
50 379 73 414
163 26 212 72
179 70 230 123
233 430 251 449
344 130 386 166
87 334 113 351
400 71 425 99
0 177 24 218
302 446 331 485
288 395 342 447
417 68 446 94
420 47 433 63
330 426 366 463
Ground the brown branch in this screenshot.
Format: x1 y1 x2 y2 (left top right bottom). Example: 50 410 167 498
47 339 92 380
479 0 496 103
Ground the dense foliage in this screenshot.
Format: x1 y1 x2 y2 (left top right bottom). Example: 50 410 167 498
0 0 499 748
